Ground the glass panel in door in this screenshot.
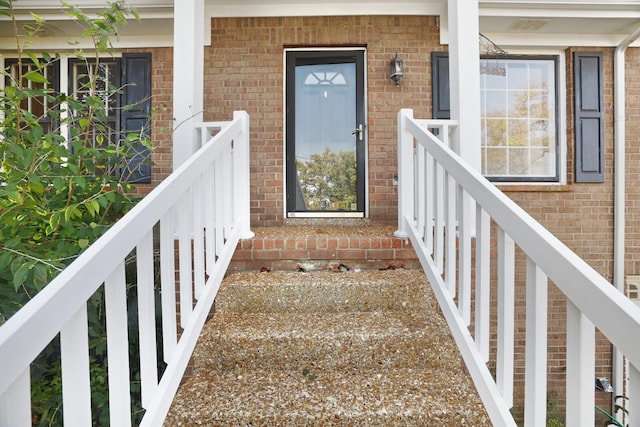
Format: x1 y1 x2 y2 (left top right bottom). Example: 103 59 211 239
286 50 365 216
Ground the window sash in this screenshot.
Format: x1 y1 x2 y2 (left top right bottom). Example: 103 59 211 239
480 56 559 182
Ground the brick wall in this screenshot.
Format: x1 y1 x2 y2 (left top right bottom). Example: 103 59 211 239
205 16 441 226
178 17 640 419
123 47 174 195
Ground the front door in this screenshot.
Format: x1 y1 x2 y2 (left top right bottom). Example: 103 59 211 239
286 50 366 217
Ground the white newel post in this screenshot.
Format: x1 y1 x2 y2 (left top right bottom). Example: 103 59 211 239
172 0 205 169
234 111 255 240
395 109 415 239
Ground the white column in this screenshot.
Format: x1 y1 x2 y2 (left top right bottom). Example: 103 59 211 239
172 0 205 169
447 0 481 169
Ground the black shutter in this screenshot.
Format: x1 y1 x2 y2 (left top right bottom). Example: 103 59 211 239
121 52 152 183
431 52 450 120
574 51 604 183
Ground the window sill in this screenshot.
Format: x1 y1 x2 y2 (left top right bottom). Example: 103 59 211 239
496 184 571 192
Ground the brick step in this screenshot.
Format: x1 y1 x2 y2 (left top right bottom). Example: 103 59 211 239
229 226 419 272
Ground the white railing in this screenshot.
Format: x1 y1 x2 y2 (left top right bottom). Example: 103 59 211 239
395 108 640 427
0 111 253 427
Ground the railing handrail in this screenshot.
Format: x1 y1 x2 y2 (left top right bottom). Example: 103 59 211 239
0 111 253 425
401 111 640 365
397 108 640 426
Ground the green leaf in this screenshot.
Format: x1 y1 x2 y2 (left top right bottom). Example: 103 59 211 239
33 264 49 287
90 199 100 216
78 118 90 130
25 52 42 67
6 190 23 205
46 212 61 235
78 238 89 250
29 12 45 24
13 263 32 291
52 178 66 191
0 252 12 270
23 70 48 84
75 176 87 190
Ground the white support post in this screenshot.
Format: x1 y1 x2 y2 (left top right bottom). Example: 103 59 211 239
447 0 481 167
447 0 481 241
233 111 255 240
173 0 205 168
395 109 415 239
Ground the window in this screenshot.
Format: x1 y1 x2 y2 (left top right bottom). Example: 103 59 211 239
480 57 558 181
68 54 151 183
431 53 561 183
5 59 60 134
4 55 151 182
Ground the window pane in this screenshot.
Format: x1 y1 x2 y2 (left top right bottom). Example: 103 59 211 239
485 118 507 146
485 147 507 175
484 90 506 117
480 57 557 180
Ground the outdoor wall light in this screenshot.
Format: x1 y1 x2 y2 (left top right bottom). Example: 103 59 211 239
390 52 404 85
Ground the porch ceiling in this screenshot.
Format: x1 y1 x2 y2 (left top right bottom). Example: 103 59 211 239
1 0 640 49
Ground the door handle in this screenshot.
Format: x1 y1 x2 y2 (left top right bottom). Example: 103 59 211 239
352 124 363 141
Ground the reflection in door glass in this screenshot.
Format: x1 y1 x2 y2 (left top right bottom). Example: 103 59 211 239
295 63 357 211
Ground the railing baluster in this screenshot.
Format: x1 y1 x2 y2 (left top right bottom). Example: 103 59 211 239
497 228 515 407
160 210 177 361
60 305 92 426
458 185 472 325
524 257 547 426
178 189 193 328
434 162 445 274
444 171 457 295
416 144 426 242
475 204 491 361
565 301 595 427
137 231 159 409
214 157 224 258
222 145 232 238
0 369 30 427
105 262 132 427
630 363 640 427
192 175 206 299
205 167 215 274
425 148 434 251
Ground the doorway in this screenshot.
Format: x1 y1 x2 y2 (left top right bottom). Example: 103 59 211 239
285 49 366 217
